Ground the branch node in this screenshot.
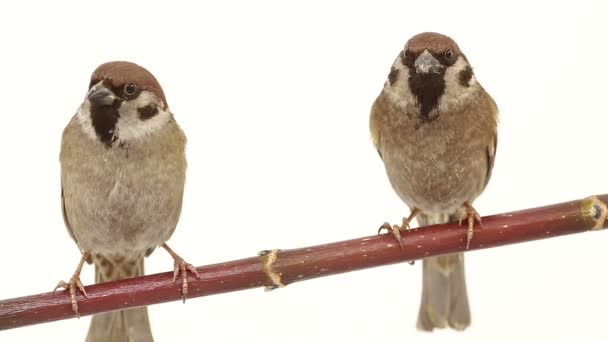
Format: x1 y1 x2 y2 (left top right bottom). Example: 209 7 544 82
258 249 285 291
581 196 608 230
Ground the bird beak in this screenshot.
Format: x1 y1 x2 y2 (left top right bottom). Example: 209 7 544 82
415 50 443 74
88 82 117 106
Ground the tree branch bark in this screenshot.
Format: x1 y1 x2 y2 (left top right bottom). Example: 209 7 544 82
1 194 607 331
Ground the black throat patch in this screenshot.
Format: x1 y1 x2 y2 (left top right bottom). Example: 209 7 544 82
407 71 445 122
401 52 446 122
90 102 120 147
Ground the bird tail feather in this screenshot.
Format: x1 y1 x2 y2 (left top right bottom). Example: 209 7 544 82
86 255 154 342
416 212 471 331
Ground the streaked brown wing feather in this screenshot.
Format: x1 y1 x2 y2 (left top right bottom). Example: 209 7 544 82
483 134 497 188
482 92 499 189
370 95 386 160
61 184 78 243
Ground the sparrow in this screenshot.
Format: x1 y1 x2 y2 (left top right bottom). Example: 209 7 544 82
370 32 498 331
57 61 199 341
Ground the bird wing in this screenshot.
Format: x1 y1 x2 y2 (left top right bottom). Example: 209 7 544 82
61 183 78 243
484 134 497 187
370 95 387 160
483 94 499 189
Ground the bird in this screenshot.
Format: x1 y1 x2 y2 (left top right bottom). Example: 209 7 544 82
57 61 199 341
370 32 498 331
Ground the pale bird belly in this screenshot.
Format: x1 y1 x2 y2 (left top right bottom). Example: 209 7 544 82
383 146 486 213
66 179 178 255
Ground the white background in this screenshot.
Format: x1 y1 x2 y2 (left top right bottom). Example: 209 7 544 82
1 1 607 341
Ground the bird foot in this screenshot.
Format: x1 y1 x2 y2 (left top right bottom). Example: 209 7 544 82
458 203 482 249
54 252 89 317
163 244 200 303
378 222 405 250
377 209 419 263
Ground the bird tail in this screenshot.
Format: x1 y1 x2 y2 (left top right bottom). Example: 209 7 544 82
86 255 154 342
416 212 471 331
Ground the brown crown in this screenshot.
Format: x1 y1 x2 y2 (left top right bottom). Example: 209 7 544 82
90 61 168 109
405 32 462 56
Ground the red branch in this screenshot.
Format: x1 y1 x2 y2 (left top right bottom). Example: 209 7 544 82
1 194 607 330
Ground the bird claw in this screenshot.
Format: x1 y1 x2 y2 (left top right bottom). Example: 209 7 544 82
399 218 416 264
54 252 89 317
459 204 482 249
378 222 405 251
54 275 87 317
173 258 200 303
170 255 200 303
162 243 200 303
377 210 418 255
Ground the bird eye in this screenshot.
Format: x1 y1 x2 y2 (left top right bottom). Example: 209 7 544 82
124 83 137 96
444 49 454 61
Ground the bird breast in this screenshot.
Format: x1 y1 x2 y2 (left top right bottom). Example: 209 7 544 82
380 107 491 213
60 117 186 255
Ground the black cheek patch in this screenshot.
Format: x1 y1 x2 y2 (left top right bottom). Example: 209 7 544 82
138 104 159 120
388 67 399 86
458 66 473 87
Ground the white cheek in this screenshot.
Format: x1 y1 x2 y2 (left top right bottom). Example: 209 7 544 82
75 100 100 142
114 91 171 142
437 57 478 112
383 55 417 111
